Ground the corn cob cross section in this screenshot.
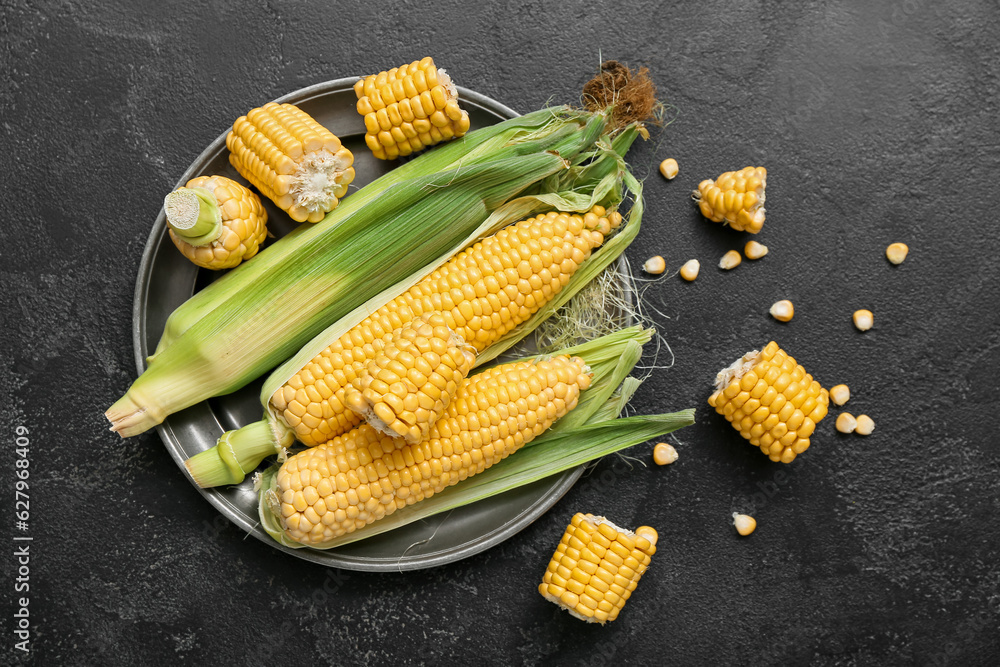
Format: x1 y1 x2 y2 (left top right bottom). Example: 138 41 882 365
693 166 767 233
164 175 268 270
708 341 829 463
539 513 656 624
270 355 592 546
227 102 355 223
354 57 471 160
344 313 477 443
269 206 621 447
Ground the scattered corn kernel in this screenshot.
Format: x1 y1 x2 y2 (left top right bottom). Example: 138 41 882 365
719 250 742 270
829 384 850 406
886 243 909 265
769 300 794 322
853 309 874 331
539 514 655 624
643 255 666 275
679 259 700 281
635 525 659 547
836 412 857 433
659 158 679 180
855 414 875 435
744 240 769 259
733 513 756 536
653 442 678 465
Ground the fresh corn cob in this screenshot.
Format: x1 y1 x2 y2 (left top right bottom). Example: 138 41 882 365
344 313 477 443
693 166 767 233
354 57 471 160
226 102 356 223
164 175 268 270
708 341 829 463
107 108 613 438
268 355 592 546
270 206 622 447
539 513 656 624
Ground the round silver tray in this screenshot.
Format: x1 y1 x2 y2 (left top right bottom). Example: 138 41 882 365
132 79 589 571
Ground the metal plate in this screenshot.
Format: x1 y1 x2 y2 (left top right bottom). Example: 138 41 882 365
132 79 589 571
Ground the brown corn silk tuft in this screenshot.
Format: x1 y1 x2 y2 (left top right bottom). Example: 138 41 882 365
581 61 659 131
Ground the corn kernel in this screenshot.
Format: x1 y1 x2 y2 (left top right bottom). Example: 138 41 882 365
836 412 857 433
853 309 874 331
855 414 875 435
719 250 742 270
886 243 909 265
635 525 658 547
769 300 794 322
643 256 666 275
659 158 679 180
829 384 850 406
733 513 756 536
744 240 769 260
652 442 678 465
679 259 700 281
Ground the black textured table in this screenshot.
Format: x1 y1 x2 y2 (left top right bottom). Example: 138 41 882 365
2 1 998 665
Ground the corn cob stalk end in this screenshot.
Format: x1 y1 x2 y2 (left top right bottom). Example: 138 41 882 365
185 420 294 488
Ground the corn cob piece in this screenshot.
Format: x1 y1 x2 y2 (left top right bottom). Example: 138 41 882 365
693 166 767 233
270 206 622 447
164 175 268 270
354 57 471 160
343 313 476 443
539 513 656 624
708 341 829 463
226 102 355 223
269 355 592 546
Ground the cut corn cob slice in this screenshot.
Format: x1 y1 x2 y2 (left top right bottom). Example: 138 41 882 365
269 206 621 447
226 102 356 223
708 341 829 463
164 175 268 270
693 166 767 233
354 57 471 160
343 313 477 443
539 513 656 624
108 108 614 438
267 355 592 545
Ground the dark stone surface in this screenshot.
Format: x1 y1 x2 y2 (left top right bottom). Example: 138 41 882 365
2 1 998 664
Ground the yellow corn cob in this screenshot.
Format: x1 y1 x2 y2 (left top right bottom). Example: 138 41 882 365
708 341 829 463
354 57 471 160
539 513 656 624
693 166 767 233
271 355 592 545
269 206 621 447
164 175 268 270
226 102 355 223
343 313 477 443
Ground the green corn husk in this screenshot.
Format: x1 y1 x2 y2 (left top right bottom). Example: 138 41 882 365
256 328 694 550
106 108 612 437
183 133 646 488
152 107 592 357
